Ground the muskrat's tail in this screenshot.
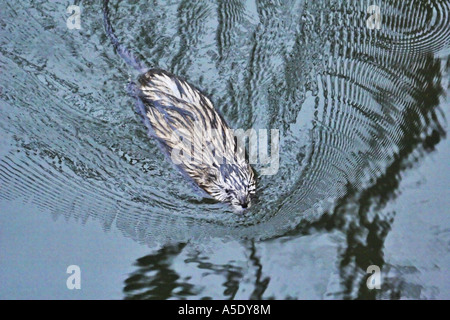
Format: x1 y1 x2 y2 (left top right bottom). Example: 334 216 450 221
103 0 148 74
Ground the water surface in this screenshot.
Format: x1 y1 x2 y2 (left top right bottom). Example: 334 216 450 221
0 0 449 299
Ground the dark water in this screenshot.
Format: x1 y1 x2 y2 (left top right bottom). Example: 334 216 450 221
0 0 449 299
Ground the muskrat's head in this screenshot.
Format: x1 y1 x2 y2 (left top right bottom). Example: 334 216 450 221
200 163 256 212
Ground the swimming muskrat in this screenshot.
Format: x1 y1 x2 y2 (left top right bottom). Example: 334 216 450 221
103 0 256 211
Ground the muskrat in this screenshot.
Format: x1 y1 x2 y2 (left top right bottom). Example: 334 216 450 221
103 0 256 211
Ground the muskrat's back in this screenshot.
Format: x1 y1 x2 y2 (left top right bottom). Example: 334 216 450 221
136 69 256 211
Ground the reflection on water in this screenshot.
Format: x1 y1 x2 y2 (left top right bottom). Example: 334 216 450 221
0 0 449 299
124 243 197 300
124 241 271 299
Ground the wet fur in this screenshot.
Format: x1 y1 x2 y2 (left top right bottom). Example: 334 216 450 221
137 70 256 209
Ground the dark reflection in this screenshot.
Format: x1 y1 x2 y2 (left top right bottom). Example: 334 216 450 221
123 243 196 300
248 241 271 299
124 243 241 300
289 52 446 299
124 240 273 299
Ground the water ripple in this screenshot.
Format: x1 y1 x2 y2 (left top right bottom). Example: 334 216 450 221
0 0 448 244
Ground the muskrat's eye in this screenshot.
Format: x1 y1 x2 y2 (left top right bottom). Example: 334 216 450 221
225 189 231 194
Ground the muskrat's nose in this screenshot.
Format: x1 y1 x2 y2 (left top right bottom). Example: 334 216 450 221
241 203 248 209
